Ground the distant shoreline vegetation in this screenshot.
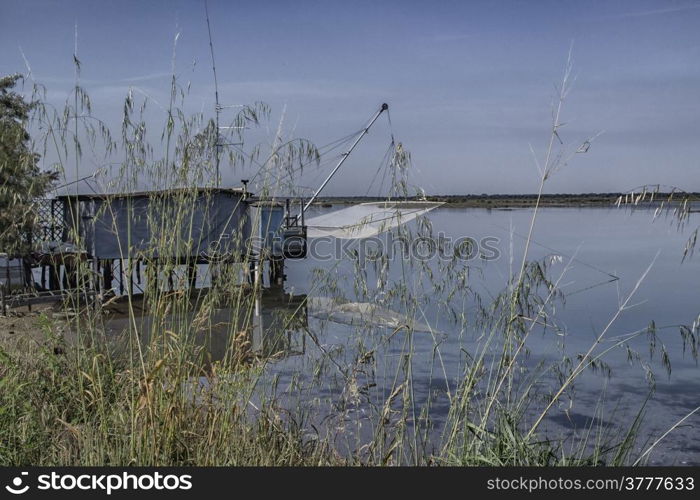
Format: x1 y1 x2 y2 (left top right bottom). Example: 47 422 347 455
315 193 700 208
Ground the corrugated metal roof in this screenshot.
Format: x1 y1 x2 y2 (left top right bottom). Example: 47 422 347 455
55 186 248 200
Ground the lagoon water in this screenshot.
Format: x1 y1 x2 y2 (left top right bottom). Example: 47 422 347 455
92 205 700 464
262 206 700 464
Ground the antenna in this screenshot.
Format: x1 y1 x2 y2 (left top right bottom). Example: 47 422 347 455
204 0 221 187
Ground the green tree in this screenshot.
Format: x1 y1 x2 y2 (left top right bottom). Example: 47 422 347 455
0 74 54 256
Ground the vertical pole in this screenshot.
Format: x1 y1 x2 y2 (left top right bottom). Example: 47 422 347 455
211 260 218 290
22 259 32 312
188 260 197 291
300 198 305 227
205 0 221 187
269 257 285 287
253 260 261 290
90 200 99 305
102 260 113 294
128 259 134 297
49 261 59 291
5 260 11 295
1 258 7 316
95 260 101 294
62 258 68 290
118 259 124 295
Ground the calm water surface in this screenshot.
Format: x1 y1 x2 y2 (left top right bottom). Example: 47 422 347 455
265 206 700 464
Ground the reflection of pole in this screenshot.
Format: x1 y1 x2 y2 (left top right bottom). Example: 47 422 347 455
299 103 388 219
269 257 284 286
252 294 262 352
253 259 261 290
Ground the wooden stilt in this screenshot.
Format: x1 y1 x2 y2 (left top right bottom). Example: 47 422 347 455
168 265 174 292
1 262 7 315
94 260 101 294
128 259 134 297
48 263 59 291
22 259 32 312
188 261 197 291
61 259 77 291
148 260 157 295
211 260 218 289
248 260 255 285
102 260 113 294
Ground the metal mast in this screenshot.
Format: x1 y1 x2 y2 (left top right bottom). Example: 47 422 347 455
299 103 388 218
204 0 221 187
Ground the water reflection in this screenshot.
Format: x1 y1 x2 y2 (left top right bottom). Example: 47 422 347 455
250 287 307 359
100 286 308 363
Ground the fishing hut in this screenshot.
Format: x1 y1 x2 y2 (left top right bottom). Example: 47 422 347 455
1 103 442 311
33 185 303 297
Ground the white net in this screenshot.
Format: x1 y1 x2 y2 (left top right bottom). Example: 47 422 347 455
305 201 443 239
307 297 438 333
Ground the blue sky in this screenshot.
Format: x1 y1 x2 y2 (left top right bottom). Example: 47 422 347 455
1 0 699 195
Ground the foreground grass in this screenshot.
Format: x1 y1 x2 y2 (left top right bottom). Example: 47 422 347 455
0 311 340 466
0 304 645 467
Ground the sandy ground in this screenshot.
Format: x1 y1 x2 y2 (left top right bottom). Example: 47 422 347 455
0 303 63 342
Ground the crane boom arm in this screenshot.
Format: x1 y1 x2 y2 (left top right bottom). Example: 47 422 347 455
299 103 389 218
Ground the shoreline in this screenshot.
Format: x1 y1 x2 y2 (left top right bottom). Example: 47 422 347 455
314 192 700 208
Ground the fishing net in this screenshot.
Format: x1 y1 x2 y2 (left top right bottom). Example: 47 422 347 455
305 201 443 239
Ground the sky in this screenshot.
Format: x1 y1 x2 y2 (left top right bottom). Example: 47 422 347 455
1 0 699 195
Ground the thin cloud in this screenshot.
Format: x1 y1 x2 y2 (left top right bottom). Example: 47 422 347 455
611 3 700 19
429 33 473 43
115 72 172 83
35 72 171 86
